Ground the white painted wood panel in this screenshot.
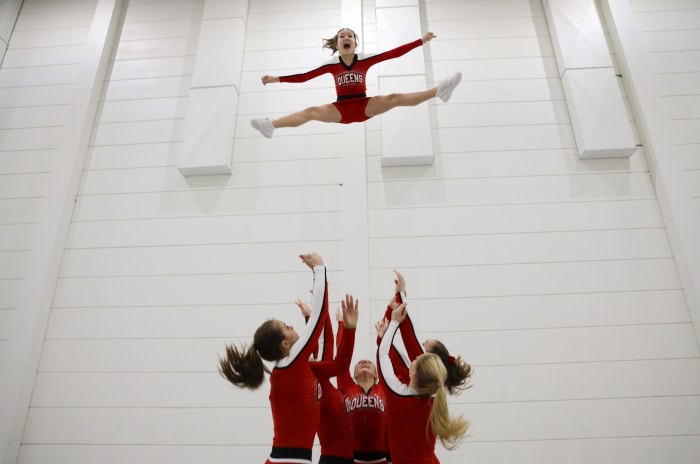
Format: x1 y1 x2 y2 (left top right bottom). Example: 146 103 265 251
427 16 549 40
52 270 345 308
0 279 21 309
22 407 274 445
67 211 343 247
30 358 700 407
22 397 700 452
12 8 95 31
103 76 193 100
46 289 689 341
91 120 186 146
425 0 544 19
78 159 342 194
85 142 182 169
8 27 91 48
630 0 700 12
0 224 35 250
430 37 553 61
32 372 270 408
59 240 343 277
0 198 44 224
97 97 189 123
646 50 700 74
442 436 700 464
0 106 68 129
109 56 196 80
115 37 198 61
72 185 341 220
246 9 341 33
640 29 700 53
0 64 80 87
416 324 698 366
462 396 700 441
368 172 654 208
634 9 700 31
0 150 55 174
368 259 680 299
2 46 86 68
0 84 75 107
0 173 50 198
368 150 649 181
433 124 577 152
373 290 690 331
36 324 697 373
120 17 202 41
0 128 62 151
18 444 274 464
123 1 204 23
45 304 321 340
368 228 672 267
0 251 28 278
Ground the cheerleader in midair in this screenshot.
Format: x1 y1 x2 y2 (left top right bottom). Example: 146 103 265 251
251 28 462 138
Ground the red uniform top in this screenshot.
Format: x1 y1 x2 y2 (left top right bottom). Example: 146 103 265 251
378 320 437 464
310 310 356 463
279 39 424 100
337 325 389 464
268 265 328 463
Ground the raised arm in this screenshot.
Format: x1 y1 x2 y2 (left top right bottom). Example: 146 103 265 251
281 254 328 366
310 294 358 378
377 303 410 395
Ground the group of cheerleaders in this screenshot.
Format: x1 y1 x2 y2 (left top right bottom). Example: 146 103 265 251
219 253 473 464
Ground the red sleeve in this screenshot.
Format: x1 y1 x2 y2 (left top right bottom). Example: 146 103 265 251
311 326 356 379
279 62 335 84
390 345 410 384
394 292 424 361
362 38 423 68
336 322 355 391
320 307 334 361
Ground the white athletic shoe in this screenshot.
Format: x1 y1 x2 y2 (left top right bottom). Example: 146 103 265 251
251 118 275 138
437 72 462 102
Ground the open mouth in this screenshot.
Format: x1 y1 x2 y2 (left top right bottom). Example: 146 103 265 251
343 43 351 49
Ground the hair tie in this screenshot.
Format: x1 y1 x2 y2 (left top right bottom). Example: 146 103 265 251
437 381 444 387
448 355 455 365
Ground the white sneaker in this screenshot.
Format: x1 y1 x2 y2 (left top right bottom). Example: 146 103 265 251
251 118 275 138
437 72 462 102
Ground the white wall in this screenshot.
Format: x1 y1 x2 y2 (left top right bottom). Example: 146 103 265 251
0 0 699 463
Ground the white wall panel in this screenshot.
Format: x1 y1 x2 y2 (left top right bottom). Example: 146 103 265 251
0 106 69 129
379 290 689 332
82 160 344 194
369 228 671 267
0 198 44 224
72 185 341 220
8 27 91 48
368 199 664 236
23 407 273 445
115 37 198 60
0 64 81 87
103 76 193 100
52 270 345 308
368 150 649 180
18 444 274 464
0 173 50 198
443 437 700 464
0 85 75 107
109 56 196 80
59 241 343 277
368 259 680 299
67 212 342 248
120 17 202 41
13 8 95 31
2 46 86 68
368 172 654 208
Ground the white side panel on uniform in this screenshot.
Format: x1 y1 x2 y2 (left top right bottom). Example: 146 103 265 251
544 0 636 159
376 3 434 167
178 0 248 176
